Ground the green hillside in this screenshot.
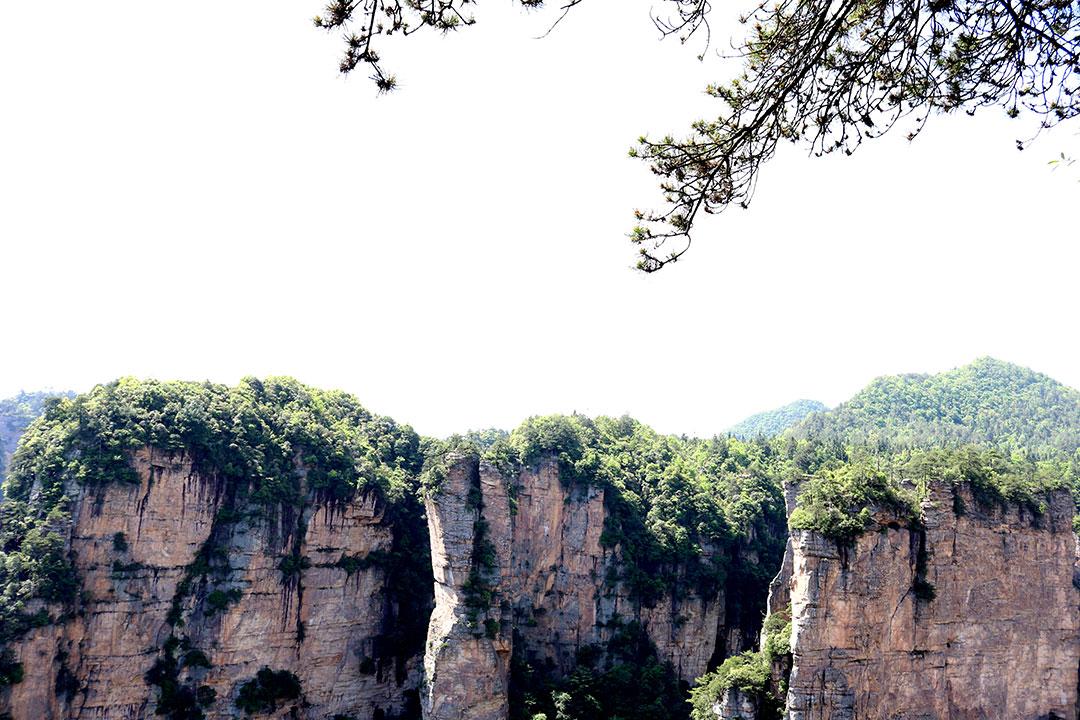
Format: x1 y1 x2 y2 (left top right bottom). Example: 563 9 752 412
0 391 75 496
727 399 827 439
790 358 1080 456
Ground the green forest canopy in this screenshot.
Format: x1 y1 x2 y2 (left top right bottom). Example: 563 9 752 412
0 391 76 500
0 379 795 720
425 412 790 606
777 358 1080 539
790 357 1080 455
727 399 827 440
0 380 787 690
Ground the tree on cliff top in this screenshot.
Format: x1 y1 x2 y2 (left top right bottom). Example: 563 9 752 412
313 0 1079 271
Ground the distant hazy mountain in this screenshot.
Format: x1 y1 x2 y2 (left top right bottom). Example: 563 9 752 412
791 357 1080 454
0 391 74 497
727 399 827 439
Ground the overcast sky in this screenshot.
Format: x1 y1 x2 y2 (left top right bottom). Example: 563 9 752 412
1 1 1077 438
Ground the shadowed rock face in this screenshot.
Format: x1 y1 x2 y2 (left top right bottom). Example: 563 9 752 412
715 687 760 720
785 482 1080 720
422 454 731 720
0 447 428 720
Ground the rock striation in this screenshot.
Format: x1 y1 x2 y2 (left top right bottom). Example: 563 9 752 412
1 447 428 720
423 457 513 720
422 454 734 720
6 435 1079 720
0 445 756 720
784 481 1080 720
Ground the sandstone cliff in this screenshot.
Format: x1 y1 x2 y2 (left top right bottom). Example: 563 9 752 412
1 447 430 720
11 381 1074 720
784 481 1080 720
422 454 745 720
0 420 773 720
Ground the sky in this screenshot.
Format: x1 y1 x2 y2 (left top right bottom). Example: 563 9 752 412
1 1 1077 438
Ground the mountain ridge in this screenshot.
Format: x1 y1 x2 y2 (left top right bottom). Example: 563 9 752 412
788 357 1080 455
726 399 827 439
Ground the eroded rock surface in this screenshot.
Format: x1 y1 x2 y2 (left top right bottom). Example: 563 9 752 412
423 459 512 720
785 481 1080 720
714 687 760 720
13 441 1075 720
422 455 733 720
1 447 427 720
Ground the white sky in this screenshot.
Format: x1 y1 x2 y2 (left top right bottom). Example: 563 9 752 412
1 1 1077 438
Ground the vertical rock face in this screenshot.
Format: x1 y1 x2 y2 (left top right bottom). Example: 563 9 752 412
764 480 803 633
785 481 1080 720
0 447 429 720
188 482 421 719
4 449 224 719
714 687 760 720
506 459 724 682
422 455 731 720
423 458 512 720
19 440 1080 720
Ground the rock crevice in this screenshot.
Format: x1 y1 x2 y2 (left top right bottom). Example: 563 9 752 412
784 482 1080 720
422 454 728 720
1 447 427 720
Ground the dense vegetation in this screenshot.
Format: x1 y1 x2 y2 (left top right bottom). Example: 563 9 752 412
0 390 73 491
0 391 73 424
791 358 1080 456
510 620 689 720
425 366 1080 717
420 414 790 720
425 413 789 616
521 414 789 611
688 609 791 720
144 634 218 718
726 400 826 440
0 377 432 712
1 359 1078 717
779 359 1080 539
682 359 1080 718
5 377 423 510
787 447 1072 540
235 668 303 715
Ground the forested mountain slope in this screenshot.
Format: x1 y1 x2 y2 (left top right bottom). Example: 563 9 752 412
727 400 826 440
0 391 73 498
790 357 1080 455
